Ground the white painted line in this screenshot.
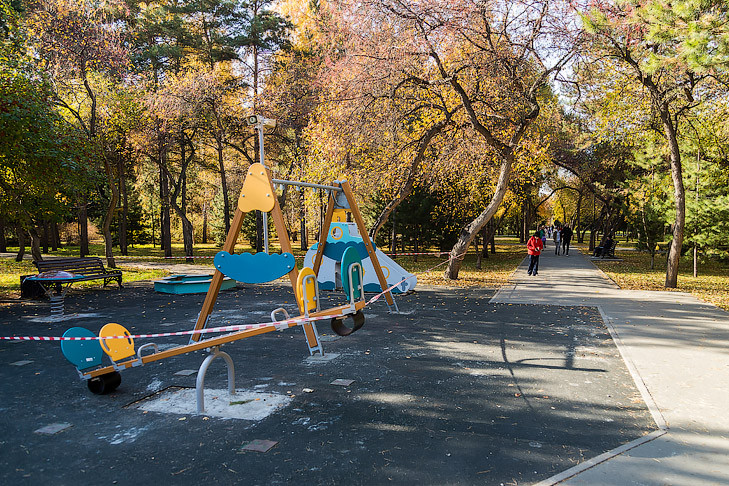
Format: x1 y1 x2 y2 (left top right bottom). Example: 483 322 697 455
597 307 668 431
534 429 667 486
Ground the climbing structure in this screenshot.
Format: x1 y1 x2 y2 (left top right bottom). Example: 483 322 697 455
304 211 416 294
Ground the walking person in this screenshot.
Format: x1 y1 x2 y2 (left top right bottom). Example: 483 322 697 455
527 231 544 276
562 225 573 256
553 225 562 255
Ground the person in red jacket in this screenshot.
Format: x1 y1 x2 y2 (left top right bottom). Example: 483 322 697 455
527 230 544 276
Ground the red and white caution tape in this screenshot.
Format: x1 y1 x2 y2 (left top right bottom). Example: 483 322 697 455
2 250 467 342
384 251 451 257
0 314 343 342
161 256 215 259
366 250 466 305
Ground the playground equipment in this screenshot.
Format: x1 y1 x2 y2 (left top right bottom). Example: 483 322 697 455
303 211 416 294
59 132 399 409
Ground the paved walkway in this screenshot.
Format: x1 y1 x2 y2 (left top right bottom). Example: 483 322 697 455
492 243 729 485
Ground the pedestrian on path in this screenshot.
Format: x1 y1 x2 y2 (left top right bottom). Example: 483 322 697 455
553 225 562 255
562 225 573 256
527 231 543 276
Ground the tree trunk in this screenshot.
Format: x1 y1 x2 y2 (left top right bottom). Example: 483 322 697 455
169 197 194 262
661 111 685 288
0 216 7 252
41 221 49 254
445 156 512 279
202 201 208 244
151 184 156 248
15 225 26 262
256 211 264 252
475 236 482 269
299 189 308 251
29 226 43 262
522 204 529 244
78 200 89 257
217 140 231 236
159 163 166 252
52 222 60 251
160 163 172 258
482 226 490 259
101 154 119 268
575 192 583 243
414 226 420 263
390 206 397 254
180 139 194 262
484 218 498 254
118 152 128 256
589 225 596 252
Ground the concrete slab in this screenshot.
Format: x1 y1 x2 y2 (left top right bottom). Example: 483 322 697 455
133 388 293 420
240 439 278 453
34 423 72 435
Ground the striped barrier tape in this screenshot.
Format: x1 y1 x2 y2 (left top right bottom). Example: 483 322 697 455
2 250 467 342
94 251 457 260
365 250 466 305
0 314 342 342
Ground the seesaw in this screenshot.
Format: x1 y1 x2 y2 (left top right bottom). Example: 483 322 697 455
60 162 397 412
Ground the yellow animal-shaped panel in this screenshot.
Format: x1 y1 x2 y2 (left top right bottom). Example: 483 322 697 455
99 323 136 362
238 163 275 213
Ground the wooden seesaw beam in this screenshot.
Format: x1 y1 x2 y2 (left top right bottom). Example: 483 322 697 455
81 300 366 379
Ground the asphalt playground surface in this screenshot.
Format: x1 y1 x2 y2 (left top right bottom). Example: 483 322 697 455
0 279 656 485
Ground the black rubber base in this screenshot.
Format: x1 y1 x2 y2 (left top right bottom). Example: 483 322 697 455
331 310 365 336
87 371 122 395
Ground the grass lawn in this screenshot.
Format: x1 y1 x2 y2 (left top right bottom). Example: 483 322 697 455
0 238 525 299
592 249 729 311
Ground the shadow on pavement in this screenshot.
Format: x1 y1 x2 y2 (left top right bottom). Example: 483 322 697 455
0 283 655 485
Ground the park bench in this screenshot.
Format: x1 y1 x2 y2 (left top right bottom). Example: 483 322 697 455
594 240 618 259
21 257 122 317
32 257 123 288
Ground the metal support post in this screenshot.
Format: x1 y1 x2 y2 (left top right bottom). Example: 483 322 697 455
196 346 236 414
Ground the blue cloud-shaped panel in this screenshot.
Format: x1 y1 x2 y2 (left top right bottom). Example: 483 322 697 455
214 251 295 284
313 241 372 261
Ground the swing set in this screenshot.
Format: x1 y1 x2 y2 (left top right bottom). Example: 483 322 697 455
60 144 398 405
